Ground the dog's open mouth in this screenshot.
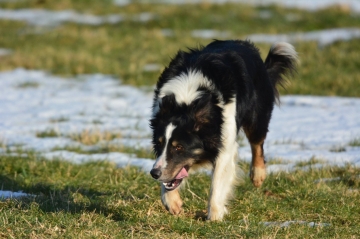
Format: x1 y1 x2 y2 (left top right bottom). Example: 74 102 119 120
162 167 188 191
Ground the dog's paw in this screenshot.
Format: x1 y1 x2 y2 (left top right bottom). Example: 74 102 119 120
168 199 183 215
250 166 266 187
207 206 227 221
162 190 183 215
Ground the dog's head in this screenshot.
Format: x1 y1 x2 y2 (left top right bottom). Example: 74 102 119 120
150 93 222 191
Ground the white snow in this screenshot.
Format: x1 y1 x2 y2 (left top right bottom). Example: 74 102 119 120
191 29 231 39
162 28 360 47
187 28 360 46
313 177 341 183
247 28 360 47
0 190 35 199
143 63 162 72
0 68 359 174
0 48 12 56
114 0 360 14
43 151 154 172
260 221 331 228
0 8 155 26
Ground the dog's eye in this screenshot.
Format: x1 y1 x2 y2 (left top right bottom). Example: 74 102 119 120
175 145 184 151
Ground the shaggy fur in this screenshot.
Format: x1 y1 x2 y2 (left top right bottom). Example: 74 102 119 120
150 39 298 221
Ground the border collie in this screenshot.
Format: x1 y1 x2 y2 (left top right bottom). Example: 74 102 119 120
150 40 298 221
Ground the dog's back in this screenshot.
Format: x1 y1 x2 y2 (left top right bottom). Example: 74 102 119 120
150 39 298 221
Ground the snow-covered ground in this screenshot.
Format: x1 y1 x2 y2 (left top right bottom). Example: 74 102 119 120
260 221 331 228
247 28 360 47
0 48 12 56
0 190 35 199
113 0 360 14
0 68 359 176
157 28 360 47
0 8 155 26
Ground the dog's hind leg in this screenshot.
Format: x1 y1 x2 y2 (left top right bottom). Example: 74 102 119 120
161 184 183 215
248 138 266 188
244 120 269 188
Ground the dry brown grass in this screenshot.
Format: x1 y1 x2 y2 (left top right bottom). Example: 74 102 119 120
69 129 122 145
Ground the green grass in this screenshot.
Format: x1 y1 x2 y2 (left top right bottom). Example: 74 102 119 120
349 138 360 147
1 1 360 237
16 82 40 88
53 144 155 159
49 117 70 123
295 157 325 167
36 128 155 159
0 2 360 96
36 129 60 138
0 154 359 238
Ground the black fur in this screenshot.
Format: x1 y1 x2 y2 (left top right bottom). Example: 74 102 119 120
151 39 297 179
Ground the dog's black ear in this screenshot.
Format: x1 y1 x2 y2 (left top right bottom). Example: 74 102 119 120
192 93 212 131
159 94 176 115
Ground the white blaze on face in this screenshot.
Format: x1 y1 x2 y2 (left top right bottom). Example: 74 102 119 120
153 123 176 170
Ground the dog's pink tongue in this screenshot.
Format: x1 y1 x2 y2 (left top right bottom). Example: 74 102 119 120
175 167 188 179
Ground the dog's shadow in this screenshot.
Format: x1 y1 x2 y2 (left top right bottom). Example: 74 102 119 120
0 174 127 222
194 210 207 221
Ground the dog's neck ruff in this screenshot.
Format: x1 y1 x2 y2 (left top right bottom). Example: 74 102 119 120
158 70 213 105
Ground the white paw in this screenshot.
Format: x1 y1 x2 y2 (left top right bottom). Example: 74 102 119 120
250 166 266 187
162 190 183 215
207 205 228 221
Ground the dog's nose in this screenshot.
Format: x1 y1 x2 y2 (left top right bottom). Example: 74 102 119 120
150 168 162 179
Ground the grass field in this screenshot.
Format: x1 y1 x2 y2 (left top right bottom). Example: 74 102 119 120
0 1 360 96
1 1 360 238
0 154 359 238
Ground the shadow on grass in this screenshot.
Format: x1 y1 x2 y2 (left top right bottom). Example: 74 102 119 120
0 174 127 222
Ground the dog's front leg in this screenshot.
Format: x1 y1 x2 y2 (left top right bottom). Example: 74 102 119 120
161 184 183 215
207 146 237 221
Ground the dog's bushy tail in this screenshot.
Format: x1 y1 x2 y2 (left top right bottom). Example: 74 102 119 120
264 42 299 104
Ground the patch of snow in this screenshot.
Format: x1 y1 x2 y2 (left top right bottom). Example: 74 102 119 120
0 69 359 174
0 8 155 26
43 151 154 172
0 68 152 153
257 10 273 19
313 177 341 183
191 29 231 39
0 190 35 199
113 0 131 6
143 64 162 72
160 29 175 37
115 0 360 14
260 220 331 228
285 13 302 22
0 48 12 56
247 28 360 47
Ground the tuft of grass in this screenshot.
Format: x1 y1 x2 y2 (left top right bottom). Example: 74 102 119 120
295 157 325 167
266 158 287 165
272 138 301 145
49 117 69 123
36 129 60 138
0 154 359 237
349 138 360 147
329 146 347 152
16 82 40 88
69 129 122 146
53 144 155 159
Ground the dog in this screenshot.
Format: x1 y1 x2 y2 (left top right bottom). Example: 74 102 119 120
150 40 298 221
